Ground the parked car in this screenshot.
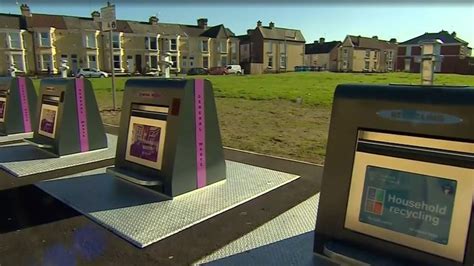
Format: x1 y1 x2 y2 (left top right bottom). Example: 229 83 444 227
208 66 228 75
225 65 243 74
187 67 208 75
75 68 109 78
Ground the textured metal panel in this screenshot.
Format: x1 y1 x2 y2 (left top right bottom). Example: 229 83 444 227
0 132 33 145
0 134 117 177
36 161 300 248
195 194 321 266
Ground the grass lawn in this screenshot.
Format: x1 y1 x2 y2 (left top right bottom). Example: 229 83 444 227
33 72 474 164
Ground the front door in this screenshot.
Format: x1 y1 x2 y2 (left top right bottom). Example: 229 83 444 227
71 54 78 75
135 55 142 74
127 56 135 73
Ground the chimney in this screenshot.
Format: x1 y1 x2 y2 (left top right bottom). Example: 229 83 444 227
313 40 319 44
319 37 325 44
91 11 100 22
197 18 208 29
389 38 397 43
149 16 159 25
451 31 457 37
247 29 254 35
372 35 378 40
20 4 31 17
269 21 275 28
257 20 262 27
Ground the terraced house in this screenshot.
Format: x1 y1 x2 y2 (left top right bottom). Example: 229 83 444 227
396 30 474 74
337 35 397 72
239 21 305 74
0 4 239 75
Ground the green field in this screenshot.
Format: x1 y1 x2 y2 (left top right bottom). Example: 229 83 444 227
33 72 474 164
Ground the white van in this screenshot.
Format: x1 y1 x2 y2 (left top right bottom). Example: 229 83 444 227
225 65 243 75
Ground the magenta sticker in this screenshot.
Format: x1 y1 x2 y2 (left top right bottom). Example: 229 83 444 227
195 80 206 188
18 77 32 132
75 78 89 152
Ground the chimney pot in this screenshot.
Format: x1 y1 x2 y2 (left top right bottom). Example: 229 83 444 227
319 37 325 43
269 21 275 28
197 18 208 29
20 3 31 17
149 16 159 25
257 20 262 27
372 35 378 39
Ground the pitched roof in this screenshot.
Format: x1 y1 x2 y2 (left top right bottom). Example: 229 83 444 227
400 30 469 45
25 14 67 29
346 35 396 50
180 25 205 37
257 26 305 42
200 25 235 38
305 41 341 54
127 21 160 34
0 14 23 29
115 20 133 33
63 16 99 31
157 22 187 36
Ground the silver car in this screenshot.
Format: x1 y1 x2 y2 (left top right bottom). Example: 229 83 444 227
75 68 109 78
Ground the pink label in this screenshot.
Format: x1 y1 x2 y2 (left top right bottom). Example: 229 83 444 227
18 77 32 132
195 80 206 188
75 79 89 152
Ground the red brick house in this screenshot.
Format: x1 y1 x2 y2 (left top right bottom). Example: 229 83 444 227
396 30 474 74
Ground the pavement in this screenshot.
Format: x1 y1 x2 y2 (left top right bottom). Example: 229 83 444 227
0 125 324 266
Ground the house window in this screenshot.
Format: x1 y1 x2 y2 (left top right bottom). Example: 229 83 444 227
170 55 178 68
145 36 158 50
41 54 53 70
388 51 393 58
373 51 377 58
373 61 377 70
268 56 273 68
364 61 369 70
39 32 51 47
280 55 286 68
11 54 24 71
343 48 348 55
343 60 348 69
201 40 209 52
88 55 97 69
113 55 121 69
279 43 286 54
182 56 187 67
203 56 209 68
365 50 370 58
85 32 96 48
150 55 158 69
8 32 21 49
169 39 177 51
219 41 227 53
267 41 273 53
112 34 120 49
189 56 194 67
220 55 227 66
231 42 237 54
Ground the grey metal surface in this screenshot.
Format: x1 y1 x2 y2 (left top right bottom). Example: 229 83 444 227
0 132 32 145
195 194 323 266
36 160 300 248
0 134 117 177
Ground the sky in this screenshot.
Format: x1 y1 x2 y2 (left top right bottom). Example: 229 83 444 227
1 2 473 46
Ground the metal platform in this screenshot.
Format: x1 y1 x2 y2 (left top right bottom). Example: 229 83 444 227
0 134 117 177
0 132 32 145
194 194 334 266
36 161 300 248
